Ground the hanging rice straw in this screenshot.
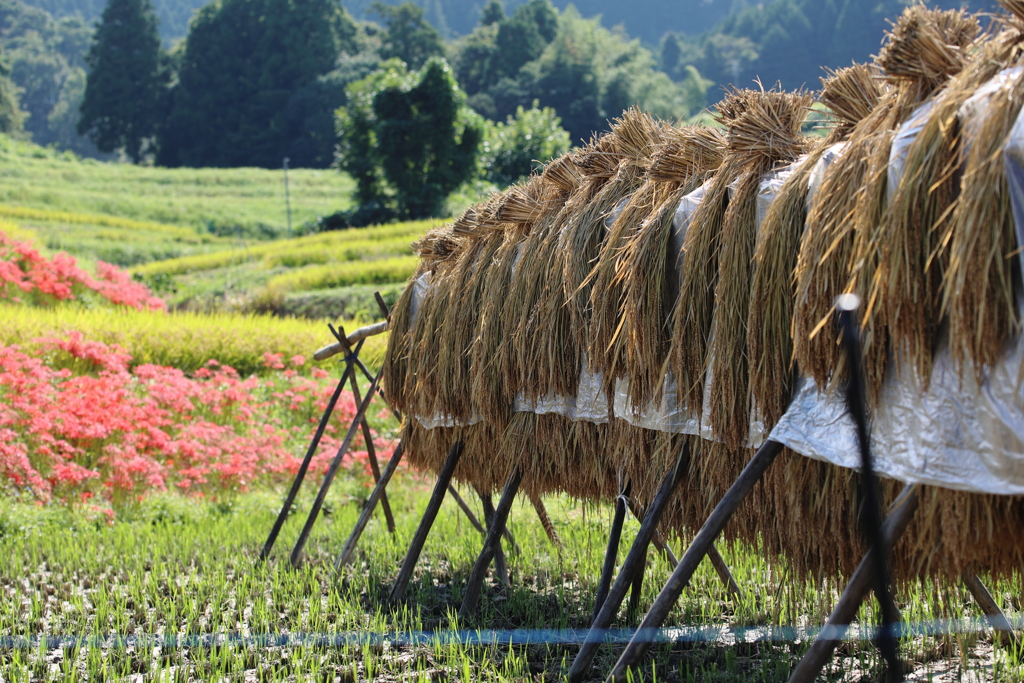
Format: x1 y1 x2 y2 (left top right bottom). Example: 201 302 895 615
795 5 980 391
619 126 726 408
945 64 1024 375
707 87 812 447
748 66 881 429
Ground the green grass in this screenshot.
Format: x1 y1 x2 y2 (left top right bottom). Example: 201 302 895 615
0 482 1020 681
0 134 355 267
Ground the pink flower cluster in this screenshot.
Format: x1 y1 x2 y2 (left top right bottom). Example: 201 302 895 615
0 233 165 310
0 334 394 509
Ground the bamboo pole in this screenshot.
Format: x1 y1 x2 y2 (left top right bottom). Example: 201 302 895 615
786 484 920 683
479 492 509 588
602 439 784 682
289 368 383 568
313 321 389 361
459 468 523 617
389 441 465 601
962 574 1019 649
259 339 363 561
594 483 631 622
447 485 486 535
568 441 690 683
335 441 406 571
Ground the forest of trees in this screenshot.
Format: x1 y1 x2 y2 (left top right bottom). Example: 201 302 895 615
0 0 1009 213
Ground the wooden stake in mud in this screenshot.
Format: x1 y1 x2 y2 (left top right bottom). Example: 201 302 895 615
627 556 645 621
288 369 383 568
389 441 465 601
593 482 631 622
478 491 509 587
602 439 784 683
259 339 364 561
459 468 523 617
962 573 1020 648
787 484 920 683
335 440 406 571
568 441 690 683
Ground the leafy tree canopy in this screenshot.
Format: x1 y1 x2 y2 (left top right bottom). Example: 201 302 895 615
157 0 358 168
78 0 168 162
479 101 569 185
336 57 483 222
370 0 444 70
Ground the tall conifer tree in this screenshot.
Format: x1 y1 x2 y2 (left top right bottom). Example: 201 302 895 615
78 0 167 162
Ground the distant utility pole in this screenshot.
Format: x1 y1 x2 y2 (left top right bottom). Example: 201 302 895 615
283 157 292 239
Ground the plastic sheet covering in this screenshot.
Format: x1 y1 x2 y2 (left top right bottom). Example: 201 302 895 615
613 168 795 447
770 330 1024 495
887 101 934 202
513 357 610 423
806 142 847 211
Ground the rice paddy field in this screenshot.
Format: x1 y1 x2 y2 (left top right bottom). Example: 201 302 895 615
2 478 1022 682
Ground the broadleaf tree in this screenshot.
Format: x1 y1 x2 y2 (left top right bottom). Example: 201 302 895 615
158 0 357 168
77 0 167 162
336 57 484 222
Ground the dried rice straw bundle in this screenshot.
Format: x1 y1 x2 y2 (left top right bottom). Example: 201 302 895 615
861 27 1022 388
504 412 615 501
381 259 429 417
794 6 980 391
944 64 1024 375
759 450 1024 583
403 420 508 493
748 66 882 430
562 110 662 365
587 174 680 387
619 127 726 408
471 169 575 425
708 87 812 447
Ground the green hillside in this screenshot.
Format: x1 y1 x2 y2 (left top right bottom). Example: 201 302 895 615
0 134 354 266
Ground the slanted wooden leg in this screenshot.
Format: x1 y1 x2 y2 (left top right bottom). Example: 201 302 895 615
289 370 382 568
593 483 631 623
447 485 486 535
963 573 1020 649
459 468 523 617
786 484 920 683
259 341 363 561
568 441 690 683
335 441 405 571
389 441 464 601
627 555 646 621
603 439 784 683
346 368 396 534
479 491 509 588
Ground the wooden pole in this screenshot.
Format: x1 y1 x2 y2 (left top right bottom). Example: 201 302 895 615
479 492 509 588
289 369 382 568
335 441 406 571
962 573 1019 649
259 340 363 561
785 484 920 683
474 485 520 554
626 497 740 597
313 321 389 361
459 468 523 617
568 441 690 683
627 555 646 621
603 439 784 683
447 485 486 535
531 494 563 551
706 544 742 597
389 441 465 601
593 483 631 623
345 366 396 534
